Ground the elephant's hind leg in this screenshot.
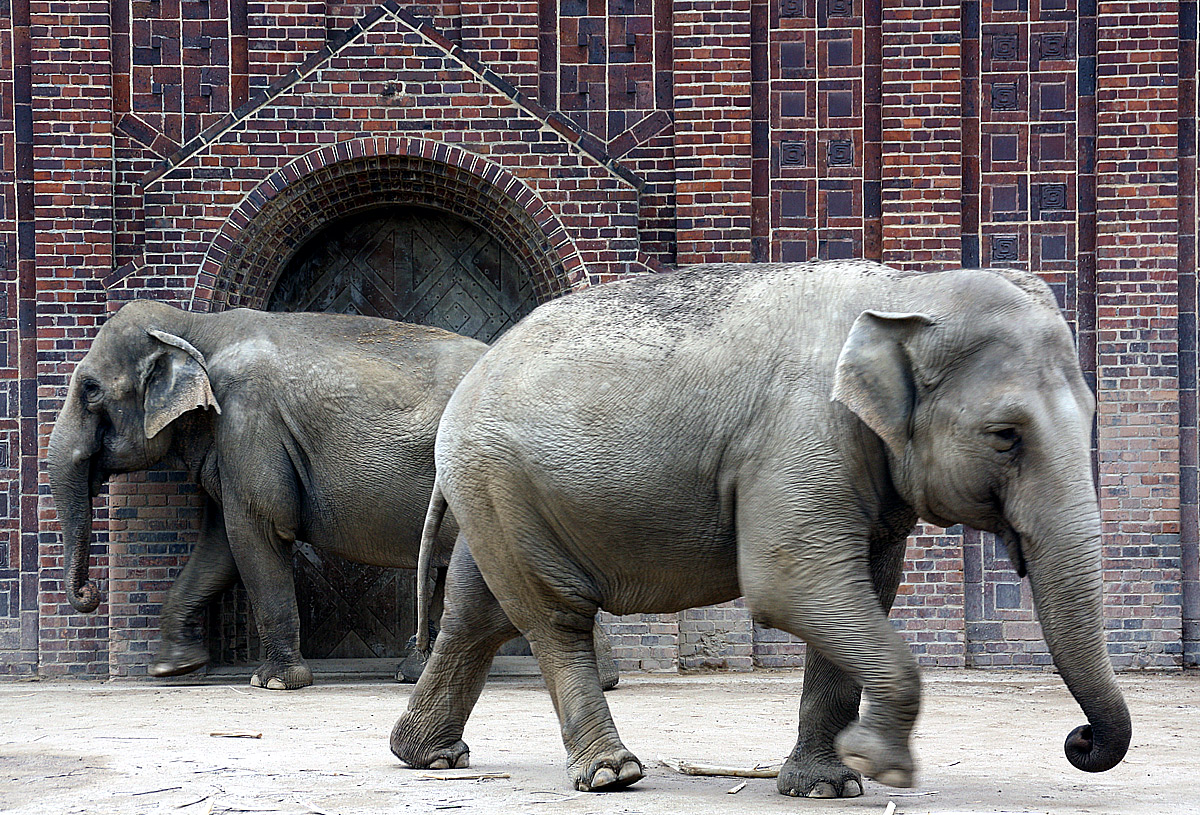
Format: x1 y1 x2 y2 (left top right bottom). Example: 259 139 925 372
391 541 519 770
520 601 643 792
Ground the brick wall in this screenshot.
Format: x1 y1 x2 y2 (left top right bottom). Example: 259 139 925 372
1 0 1195 678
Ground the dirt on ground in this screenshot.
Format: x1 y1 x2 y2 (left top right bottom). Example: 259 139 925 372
1 668 1197 815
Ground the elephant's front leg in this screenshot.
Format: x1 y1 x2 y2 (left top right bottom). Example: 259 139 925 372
223 510 312 690
150 498 239 678
778 530 912 797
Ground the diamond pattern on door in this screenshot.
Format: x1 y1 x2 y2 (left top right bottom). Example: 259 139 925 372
212 205 539 664
270 205 538 343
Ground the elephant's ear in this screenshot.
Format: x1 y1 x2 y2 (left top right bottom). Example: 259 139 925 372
143 329 221 439
831 310 935 458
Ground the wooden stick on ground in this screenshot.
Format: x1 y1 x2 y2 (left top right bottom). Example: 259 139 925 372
658 757 782 778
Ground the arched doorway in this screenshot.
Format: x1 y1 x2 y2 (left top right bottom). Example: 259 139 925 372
266 204 539 661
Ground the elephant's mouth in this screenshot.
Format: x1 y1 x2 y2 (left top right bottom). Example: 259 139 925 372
999 523 1027 577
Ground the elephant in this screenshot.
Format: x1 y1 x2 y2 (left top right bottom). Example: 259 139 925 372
391 260 1131 795
47 299 619 690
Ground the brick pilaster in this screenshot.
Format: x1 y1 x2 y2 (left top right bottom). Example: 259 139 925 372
881 0 962 269
674 0 753 264
1094 1 1181 668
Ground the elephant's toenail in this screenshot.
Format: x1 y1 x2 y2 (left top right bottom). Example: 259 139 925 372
591 767 618 789
617 761 642 784
454 754 470 769
806 782 837 798
429 758 450 770
843 779 863 797
266 677 286 690
249 675 263 688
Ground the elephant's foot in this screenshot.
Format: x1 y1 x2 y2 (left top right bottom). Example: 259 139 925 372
148 641 210 678
834 723 914 788
777 746 863 798
570 748 643 792
390 712 470 769
249 660 313 691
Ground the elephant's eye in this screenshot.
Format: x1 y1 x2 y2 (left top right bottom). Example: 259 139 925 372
81 380 103 404
987 427 1020 453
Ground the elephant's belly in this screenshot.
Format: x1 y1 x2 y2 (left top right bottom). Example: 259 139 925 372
298 507 428 570
571 525 743 617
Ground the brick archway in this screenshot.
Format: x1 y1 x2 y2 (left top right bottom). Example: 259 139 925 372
192 138 582 313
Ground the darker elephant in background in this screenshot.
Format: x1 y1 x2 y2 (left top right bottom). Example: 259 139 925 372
47 300 618 690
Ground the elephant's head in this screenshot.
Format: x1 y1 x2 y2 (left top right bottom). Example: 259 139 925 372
832 268 1130 774
47 300 220 613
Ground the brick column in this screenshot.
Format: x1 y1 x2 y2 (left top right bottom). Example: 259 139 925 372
880 0 962 269
1094 2 1182 668
1179 0 1199 667
31 2 114 677
674 0 753 264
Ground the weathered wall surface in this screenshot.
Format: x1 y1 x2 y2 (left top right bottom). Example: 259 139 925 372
1 0 1195 678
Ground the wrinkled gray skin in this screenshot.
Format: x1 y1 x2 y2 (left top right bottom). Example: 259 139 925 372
47 300 619 691
392 261 1131 795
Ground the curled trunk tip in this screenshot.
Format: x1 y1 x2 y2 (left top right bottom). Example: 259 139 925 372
1063 711 1131 773
68 580 102 614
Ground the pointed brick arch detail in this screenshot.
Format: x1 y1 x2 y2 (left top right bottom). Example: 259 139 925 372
191 137 583 313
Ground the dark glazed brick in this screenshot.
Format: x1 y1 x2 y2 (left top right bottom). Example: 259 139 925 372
781 42 806 70
828 0 853 16
781 0 804 18
781 241 808 262
992 134 1018 162
1041 234 1067 260
781 190 808 219
1040 83 1066 111
782 92 807 118
826 190 854 217
993 185 1018 212
823 239 855 259
828 39 854 67
1041 133 1066 161
828 91 853 118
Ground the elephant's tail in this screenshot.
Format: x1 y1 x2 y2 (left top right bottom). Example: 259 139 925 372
416 481 448 653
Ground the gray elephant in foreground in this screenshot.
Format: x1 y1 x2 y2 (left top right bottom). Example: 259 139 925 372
46 300 619 690
392 260 1130 795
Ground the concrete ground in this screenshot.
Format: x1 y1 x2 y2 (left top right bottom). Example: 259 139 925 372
1 668 1197 815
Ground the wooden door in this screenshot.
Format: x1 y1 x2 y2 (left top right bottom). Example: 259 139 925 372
210 205 539 664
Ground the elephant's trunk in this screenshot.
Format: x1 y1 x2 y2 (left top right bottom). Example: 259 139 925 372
1017 494 1130 773
47 399 103 614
